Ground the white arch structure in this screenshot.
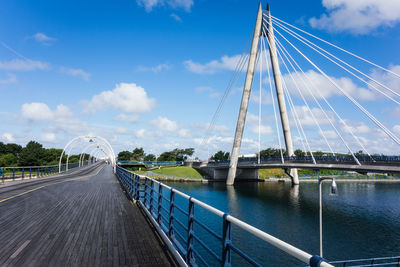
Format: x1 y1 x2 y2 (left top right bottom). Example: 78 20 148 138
87 146 110 165
79 143 112 167
59 135 116 173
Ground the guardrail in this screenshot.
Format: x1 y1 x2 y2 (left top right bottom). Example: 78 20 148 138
117 161 184 166
329 255 400 266
0 160 90 182
116 165 333 266
208 155 400 165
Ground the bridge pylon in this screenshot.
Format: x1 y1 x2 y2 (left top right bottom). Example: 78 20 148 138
265 4 299 184
227 3 299 185
227 3 263 185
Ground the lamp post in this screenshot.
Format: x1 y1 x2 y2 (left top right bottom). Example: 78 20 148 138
318 171 337 258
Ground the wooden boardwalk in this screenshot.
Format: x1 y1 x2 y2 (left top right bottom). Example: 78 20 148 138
0 163 176 266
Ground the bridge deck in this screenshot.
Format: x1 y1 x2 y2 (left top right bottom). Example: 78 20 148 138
0 164 175 266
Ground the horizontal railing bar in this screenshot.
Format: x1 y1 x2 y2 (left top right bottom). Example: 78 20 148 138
193 218 222 240
174 205 189 216
174 218 188 232
348 263 400 267
330 256 400 263
173 229 188 246
230 243 261 267
192 247 210 267
192 233 222 262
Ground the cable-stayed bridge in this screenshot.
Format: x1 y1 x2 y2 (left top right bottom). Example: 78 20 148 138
1 3 400 267
200 3 400 185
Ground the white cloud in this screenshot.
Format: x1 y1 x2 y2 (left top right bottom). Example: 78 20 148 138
33 32 56 45
195 86 221 98
168 0 193 11
1 133 15 143
184 54 243 74
137 0 193 12
250 89 272 105
246 113 274 135
170 13 182 22
341 120 372 134
21 102 54 120
309 0 400 34
0 73 17 84
136 128 148 138
150 116 179 132
290 106 335 126
370 65 400 98
60 67 91 81
114 113 139 123
83 83 156 114
40 132 56 142
282 70 375 101
0 59 50 71
393 125 400 135
137 63 171 73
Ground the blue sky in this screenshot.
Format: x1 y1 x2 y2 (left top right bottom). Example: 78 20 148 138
1 0 400 158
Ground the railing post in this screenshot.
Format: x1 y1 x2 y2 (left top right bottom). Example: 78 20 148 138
186 198 195 264
150 180 154 216
135 175 140 201
29 167 32 178
129 173 133 197
157 184 163 225
22 168 24 179
169 190 175 239
222 213 232 266
12 168 15 180
144 178 148 208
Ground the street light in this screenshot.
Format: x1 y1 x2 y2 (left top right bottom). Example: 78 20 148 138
318 171 337 258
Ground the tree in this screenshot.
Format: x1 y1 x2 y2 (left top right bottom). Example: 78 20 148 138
18 141 45 166
156 148 195 161
144 154 156 161
294 149 305 157
43 148 63 165
132 147 145 160
211 151 230 161
259 148 285 158
157 151 175 161
0 153 17 166
118 151 132 161
4 143 22 156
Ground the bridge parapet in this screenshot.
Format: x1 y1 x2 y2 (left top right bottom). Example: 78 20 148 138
115 166 333 266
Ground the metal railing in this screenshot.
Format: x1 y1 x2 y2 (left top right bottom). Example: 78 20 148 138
117 160 184 166
0 161 89 183
116 165 332 267
208 155 400 165
329 256 400 266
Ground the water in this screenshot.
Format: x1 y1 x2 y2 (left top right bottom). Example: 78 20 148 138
163 181 400 266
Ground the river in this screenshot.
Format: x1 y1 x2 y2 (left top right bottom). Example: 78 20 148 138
163 180 400 266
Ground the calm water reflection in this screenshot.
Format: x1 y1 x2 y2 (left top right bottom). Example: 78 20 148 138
164 181 400 266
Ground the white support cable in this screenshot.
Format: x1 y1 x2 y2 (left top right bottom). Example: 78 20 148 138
273 30 336 156
269 15 400 80
200 52 250 148
272 26 400 147
263 30 309 157
200 32 256 153
276 46 317 164
271 33 365 164
270 18 400 104
261 38 285 163
258 40 263 164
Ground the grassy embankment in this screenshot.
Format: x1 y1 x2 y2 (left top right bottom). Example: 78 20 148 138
128 166 203 179
126 166 399 180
